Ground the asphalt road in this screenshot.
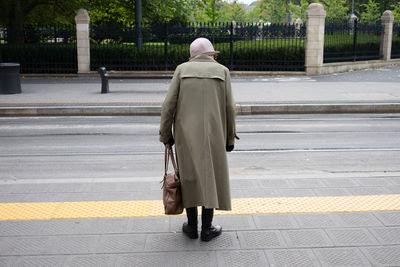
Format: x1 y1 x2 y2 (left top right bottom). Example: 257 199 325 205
1 114 399 183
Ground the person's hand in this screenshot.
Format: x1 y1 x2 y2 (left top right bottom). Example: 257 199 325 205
226 145 234 152
164 137 174 147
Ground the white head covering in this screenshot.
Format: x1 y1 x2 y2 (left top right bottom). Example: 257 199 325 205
189 37 219 59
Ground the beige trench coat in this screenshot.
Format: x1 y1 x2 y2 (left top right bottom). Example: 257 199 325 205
159 55 237 210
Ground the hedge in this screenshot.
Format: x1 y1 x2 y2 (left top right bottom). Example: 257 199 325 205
1 34 392 73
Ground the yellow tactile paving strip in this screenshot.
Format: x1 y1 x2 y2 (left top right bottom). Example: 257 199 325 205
1 195 400 221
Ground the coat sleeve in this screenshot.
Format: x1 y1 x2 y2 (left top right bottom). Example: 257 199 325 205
225 69 237 146
159 66 180 144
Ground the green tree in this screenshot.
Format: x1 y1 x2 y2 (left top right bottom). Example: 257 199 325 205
360 0 381 23
392 1 400 23
0 0 84 44
218 1 246 23
205 0 220 23
258 0 288 23
289 0 312 22
246 5 262 23
318 0 349 22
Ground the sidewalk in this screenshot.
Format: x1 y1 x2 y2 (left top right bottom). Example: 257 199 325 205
1 66 400 116
1 177 400 266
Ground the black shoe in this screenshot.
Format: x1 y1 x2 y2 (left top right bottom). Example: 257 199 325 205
182 222 198 239
200 225 222 241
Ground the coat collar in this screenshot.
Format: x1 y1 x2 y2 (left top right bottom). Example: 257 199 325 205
189 54 216 63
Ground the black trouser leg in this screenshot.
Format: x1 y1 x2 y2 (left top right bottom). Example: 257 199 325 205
183 207 199 239
201 206 213 230
201 207 221 241
186 207 198 226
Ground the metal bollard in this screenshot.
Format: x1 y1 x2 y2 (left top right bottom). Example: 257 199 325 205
97 67 109 94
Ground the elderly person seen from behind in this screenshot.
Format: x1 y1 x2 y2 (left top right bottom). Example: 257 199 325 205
159 37 238 241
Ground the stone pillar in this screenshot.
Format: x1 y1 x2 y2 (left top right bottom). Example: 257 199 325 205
380 10 394 61
258 20 264 40
349 14 358 35
305 3 326 76
75 9 90 73
232 21 237 35
295 18 303 37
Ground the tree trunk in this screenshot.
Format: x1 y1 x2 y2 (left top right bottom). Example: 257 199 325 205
7 2 25 44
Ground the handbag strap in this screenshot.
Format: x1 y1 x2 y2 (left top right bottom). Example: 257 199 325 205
164 144 178 174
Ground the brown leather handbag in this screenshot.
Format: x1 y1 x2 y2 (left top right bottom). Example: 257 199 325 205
162 144 183 215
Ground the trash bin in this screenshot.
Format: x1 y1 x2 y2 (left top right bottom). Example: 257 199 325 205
0 63 22 94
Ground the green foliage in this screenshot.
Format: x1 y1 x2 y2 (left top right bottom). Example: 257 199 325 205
360 0 381 23
144 0 204 23
2 38 306 72
289 0 314 23
318 0 349 22
85 0 135 25
218 1 246 22
90 39 305 71
258 0 288 23
245 5 262 23
289 0 311 22
205 0 220 23
392 2 400 23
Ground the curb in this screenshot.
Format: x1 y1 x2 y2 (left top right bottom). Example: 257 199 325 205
1 103 400 117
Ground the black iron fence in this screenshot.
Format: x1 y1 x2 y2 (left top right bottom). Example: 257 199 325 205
392 23 400 59
90 22 306 72
324 21 382 63
1 20 397 73
0 25 77 73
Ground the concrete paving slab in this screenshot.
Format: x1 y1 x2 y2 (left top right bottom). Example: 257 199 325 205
325 228 379 246
369 227 400 245
126 217 169 233
348 186 390 195
216 250 268 267
321 178 360 187
332 213 384 228
96 234 146 253
277 188 316 197
313 188 352 196
212 215 256 231
237 230 286 249
361 246 400 266
115 252 174 267
47 235 99 255
66 255 115 267
265 249 321 267
314 247 372 267
281 229 334 248
0 236 50 256
0 220 45 237
40 219 95 236
253 214 300 230
172 251 217 267
14 255 66 267
293 214 341 228
258 178 293 188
